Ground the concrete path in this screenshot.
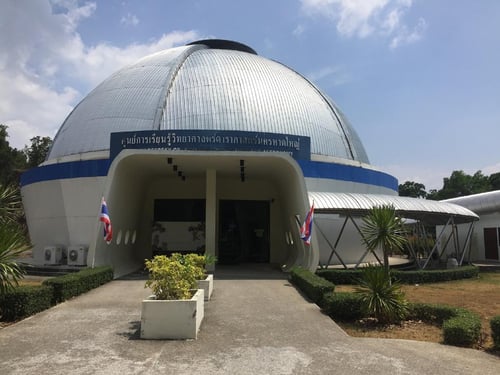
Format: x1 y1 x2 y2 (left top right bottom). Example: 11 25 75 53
0 265 499 374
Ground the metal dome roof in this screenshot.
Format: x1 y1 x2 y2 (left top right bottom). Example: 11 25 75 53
48 40 369 163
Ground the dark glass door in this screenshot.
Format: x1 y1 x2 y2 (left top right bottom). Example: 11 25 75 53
218 200 270 264
484 227 499 260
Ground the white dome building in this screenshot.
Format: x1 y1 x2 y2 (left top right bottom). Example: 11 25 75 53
21 39 426 277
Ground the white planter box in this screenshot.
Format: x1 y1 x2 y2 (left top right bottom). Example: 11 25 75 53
197 274 213 301
140 289 204 340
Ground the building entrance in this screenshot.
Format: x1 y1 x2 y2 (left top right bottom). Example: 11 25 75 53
218 200 270 264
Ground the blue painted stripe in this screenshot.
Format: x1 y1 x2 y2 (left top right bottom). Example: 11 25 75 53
21 158 398 192
20 159 110 186
298 160 398 192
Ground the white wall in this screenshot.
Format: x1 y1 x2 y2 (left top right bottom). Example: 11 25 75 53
21 176 105 264
315 214 381 266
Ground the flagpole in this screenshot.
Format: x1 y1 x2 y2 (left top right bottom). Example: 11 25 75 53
91 196 105 269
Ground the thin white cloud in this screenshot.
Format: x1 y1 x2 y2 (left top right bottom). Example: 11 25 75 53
300 0 426 48
0 0 199 149
307 65 350 86
390 17 427 49
293 24 306 37
121 12 139 26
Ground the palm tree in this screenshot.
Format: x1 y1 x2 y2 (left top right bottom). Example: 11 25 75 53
0 223 29 294
360 205 407 277
0 184 29 295
357 206 409 324
355 264 408 324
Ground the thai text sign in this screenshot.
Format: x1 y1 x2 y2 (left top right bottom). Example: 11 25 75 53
110 130 310 161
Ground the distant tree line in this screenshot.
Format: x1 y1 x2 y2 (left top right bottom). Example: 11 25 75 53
0 124 52 187
399 170 500 200
0 124 52 242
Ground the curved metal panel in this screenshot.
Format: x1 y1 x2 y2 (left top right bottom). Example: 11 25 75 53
443 190 500 215
48 41 370 165
49 46 194 159
162 49 369 162
309 192 479 224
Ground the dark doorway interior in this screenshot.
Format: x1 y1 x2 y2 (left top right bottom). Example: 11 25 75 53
218 200 270 264
484 227 500 260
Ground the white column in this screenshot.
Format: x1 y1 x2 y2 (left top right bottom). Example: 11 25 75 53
205 169 217 271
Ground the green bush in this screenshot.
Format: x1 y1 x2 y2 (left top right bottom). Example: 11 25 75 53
392 266 479 284
289 266 335 306
316 265 479 285
145 255 198 300
322 295 481 348
0 285 53 321
355 266 408 324
407 303 457 324
408 303 480 347
490 315 500 350
43 266 113 304
322 292 363 321
316 269 362 285
442 309 481 347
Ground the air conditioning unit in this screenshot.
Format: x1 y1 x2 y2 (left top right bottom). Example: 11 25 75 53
67 246 88 266
44 246 63 265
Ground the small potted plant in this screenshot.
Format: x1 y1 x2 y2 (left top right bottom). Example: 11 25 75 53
179 253 216 301
140 254 204 340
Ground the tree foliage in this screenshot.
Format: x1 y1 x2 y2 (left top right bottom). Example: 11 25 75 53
398 181 427 198
360 205 407 276
23 136 52 168
0 125 26 187
400 169 500 201
355 264 409 324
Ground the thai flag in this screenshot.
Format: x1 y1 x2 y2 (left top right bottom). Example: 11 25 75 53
100 197 112 244
300 201 314 245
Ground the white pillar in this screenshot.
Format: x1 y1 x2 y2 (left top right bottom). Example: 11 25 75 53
205 169 217 271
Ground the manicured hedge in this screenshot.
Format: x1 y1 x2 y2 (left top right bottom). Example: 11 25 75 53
322 291 363 321
406 303 456 324
0 285 53 321
316 265 479 285
442 309 481 347
289 267 335 306
490 315 500 350
407 303 481 347
42 266 114 304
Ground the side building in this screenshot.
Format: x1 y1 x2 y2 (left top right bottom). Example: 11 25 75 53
442 191 500 263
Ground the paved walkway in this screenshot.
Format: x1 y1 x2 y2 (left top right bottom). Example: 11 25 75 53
0 265 499 374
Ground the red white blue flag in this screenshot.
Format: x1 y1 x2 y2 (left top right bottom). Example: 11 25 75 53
100 197 112 244
300 201 314 245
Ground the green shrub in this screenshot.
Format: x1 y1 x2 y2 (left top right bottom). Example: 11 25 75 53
316 265 479 285
442 309 481 347
316 269 362 285
0 285 53 321
392 266 479 284
289 267 335 305
322 292 363 321
355 265 409 324
145 255 198 300
407 303 457 324
43 266 113 304
490 315 500 350
408 303 480 347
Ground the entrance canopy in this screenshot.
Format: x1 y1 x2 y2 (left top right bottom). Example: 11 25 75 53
309 192 479 224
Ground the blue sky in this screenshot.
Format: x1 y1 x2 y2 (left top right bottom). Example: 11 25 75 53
1 0 499 190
